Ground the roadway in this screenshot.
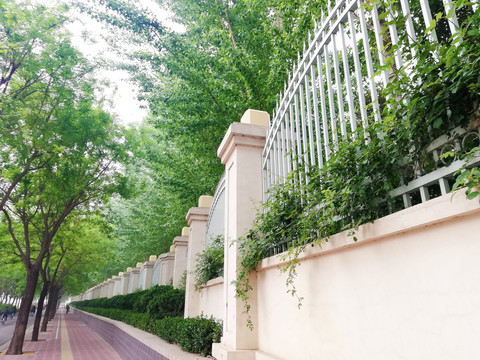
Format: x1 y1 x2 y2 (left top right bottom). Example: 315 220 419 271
0 315 35 350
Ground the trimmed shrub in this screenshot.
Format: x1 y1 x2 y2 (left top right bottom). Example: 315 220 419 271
176 316 223 356
147 288 185 320
155 316 183 343
133 285 173 313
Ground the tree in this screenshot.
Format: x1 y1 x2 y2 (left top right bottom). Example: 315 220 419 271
0 1 123 354
73 0 322 271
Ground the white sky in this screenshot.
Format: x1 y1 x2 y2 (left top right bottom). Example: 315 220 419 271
65 0 183 126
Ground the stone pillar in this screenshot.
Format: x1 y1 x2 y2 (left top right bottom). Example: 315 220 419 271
128 263 142 293
140 256 157 290
212 109 269 360
185 195 213 318
113 273 122 296
99 281 108 298
159 252 175 285
120 268 132 295
107 277 115 298
173 227 189 288
92 285 101 299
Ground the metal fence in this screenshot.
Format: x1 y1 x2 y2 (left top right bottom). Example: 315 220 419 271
262 0 480 210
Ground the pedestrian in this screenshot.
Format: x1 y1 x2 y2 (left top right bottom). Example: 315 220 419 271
30 305 36 316
11 306 16 317
1 308 9 325
66 304 70 314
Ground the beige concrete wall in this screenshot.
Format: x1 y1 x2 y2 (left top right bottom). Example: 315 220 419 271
198 277 224 320
254 190 480 360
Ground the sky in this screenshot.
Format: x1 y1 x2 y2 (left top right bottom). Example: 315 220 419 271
66 0 184 126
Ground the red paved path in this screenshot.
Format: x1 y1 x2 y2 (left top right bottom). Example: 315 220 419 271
0 310 122 360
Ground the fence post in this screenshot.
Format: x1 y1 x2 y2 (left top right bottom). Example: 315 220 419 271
173 227 189 288
212 109 269 360
185 195 213 318
119 269 131 295
140 255 157 290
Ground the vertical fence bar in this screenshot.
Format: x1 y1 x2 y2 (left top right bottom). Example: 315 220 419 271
289 103 298 175
299 82 310 178
293 93 304 185
331 32 348 137
310 60 324 168
358 1 382 123
399 0 418 58
371 2 389 87
316 54 331 161
280 119 288 181
419 0 439 42
386 5 404 70
324 44 339 149
339 21 357 134
442 0 459 36
304 73 317 167
285 111 293 176
348 11 368 129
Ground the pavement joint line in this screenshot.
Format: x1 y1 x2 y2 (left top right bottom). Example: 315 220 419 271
55 316 60 340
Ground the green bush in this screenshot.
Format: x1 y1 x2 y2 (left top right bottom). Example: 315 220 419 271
176 316 222 356
109 292 144 310
147 288 185 320
154 316 183 343
195 235 224 289
133 285 173 313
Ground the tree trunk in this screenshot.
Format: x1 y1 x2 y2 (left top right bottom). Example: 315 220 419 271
40 286 52 332
6 267 39 355
49 287 60 320
31 280 49 341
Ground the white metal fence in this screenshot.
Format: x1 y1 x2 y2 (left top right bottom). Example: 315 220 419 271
262 0 480 209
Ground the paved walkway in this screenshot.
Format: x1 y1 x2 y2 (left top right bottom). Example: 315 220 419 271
0 310 122 360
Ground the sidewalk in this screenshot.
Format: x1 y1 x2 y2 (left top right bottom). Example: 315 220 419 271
0 310 122 360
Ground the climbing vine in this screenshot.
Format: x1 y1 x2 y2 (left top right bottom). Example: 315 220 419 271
234 0 480 327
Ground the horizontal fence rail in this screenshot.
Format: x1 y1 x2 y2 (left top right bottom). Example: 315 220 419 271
263 0 480 212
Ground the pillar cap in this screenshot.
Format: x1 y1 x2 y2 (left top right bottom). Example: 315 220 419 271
198 195 213 208
240 109 270 126
181 226 190 236
169 244 176 253
118 272 124 277
126 267 133 272
217 122 268 165
149 255 157 262
136 262 142 268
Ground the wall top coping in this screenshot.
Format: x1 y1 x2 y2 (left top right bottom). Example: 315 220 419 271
186 206 210 225
131 268 140 274
259 188 480 271
122 272 131 278
173 235 188 246
159 252 175 261
217 122 267 165
200 276 224 289
141 261 155 270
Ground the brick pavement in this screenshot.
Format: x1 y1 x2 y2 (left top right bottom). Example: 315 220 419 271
0 310 122 360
